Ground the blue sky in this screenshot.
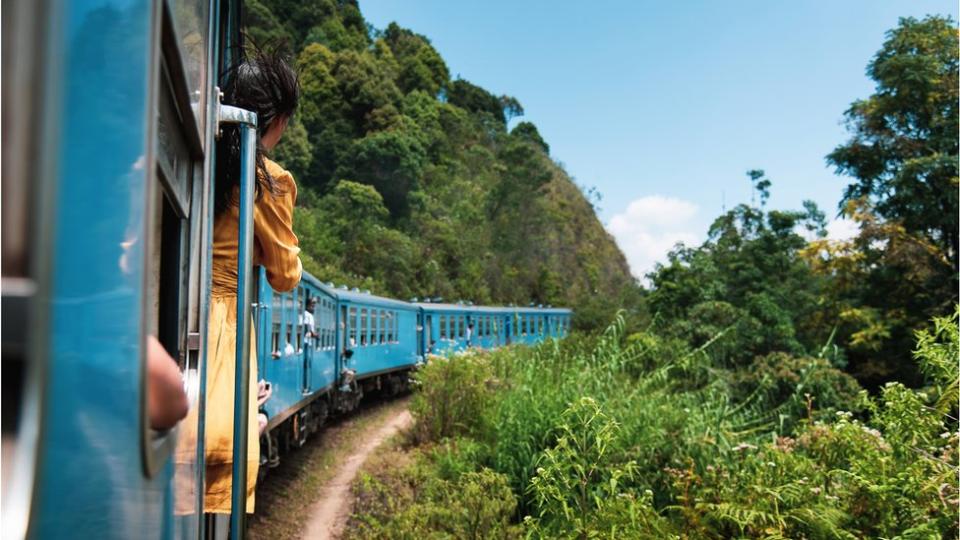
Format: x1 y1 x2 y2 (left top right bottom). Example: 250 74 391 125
360 1 958 278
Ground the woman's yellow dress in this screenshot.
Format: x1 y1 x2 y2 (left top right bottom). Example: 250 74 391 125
199 158 302 514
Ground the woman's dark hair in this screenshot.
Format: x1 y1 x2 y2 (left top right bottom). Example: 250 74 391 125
215 45 300 215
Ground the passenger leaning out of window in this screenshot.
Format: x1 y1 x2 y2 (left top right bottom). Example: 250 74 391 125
175 47 302 516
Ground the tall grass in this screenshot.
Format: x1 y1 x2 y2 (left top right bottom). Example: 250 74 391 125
353 311 959 539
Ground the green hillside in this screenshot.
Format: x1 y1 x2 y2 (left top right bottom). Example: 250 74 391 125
245 0 640 328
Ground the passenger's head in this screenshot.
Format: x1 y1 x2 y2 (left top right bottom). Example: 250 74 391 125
215 45 300 215
223 49 299 148
307 298 317 312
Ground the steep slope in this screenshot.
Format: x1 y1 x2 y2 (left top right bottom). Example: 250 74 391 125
245 0 640 327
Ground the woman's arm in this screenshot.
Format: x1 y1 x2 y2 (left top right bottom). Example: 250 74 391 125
146 336 189 430
255 169 302 292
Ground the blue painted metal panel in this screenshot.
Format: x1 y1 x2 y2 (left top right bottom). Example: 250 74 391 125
255 268 339 424
32 0 168 538
340 301 419 379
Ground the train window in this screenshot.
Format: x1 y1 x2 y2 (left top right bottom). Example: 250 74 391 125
379 310 386 344
394 313 399 343
272 292 282 355
349 307 358 347
321 300 328 349
378 309 385 344
296 289 304 352
458 316 465 339
286 292 295 353
360 309 368 346
330 303 337 349
385 311 393 342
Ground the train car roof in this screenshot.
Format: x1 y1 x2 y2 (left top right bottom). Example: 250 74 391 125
413 302 572 315
298 271 571 315
301 273 416 310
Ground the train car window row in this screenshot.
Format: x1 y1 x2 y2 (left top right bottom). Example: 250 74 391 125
344 305 402 348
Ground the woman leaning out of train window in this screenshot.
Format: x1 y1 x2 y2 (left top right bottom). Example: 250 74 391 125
174 46 303 516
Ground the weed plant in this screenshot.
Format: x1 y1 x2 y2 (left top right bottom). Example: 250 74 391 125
350 311 959 539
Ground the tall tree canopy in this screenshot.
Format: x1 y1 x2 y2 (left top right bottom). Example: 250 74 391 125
828 15 959 271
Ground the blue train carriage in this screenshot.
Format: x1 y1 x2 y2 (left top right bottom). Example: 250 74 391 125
2 0 248 538
415 303 573 354
414 303 508 354
506 306 573 346
333 286 421 401
254 268 339 460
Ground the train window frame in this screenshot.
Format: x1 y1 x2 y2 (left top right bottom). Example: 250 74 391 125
375 309 382 344
378 310 385 344
296 288 304 352
361 308 369 346
140 0 216 480
286 292 295 354
349 307 358 347
385 311 393 343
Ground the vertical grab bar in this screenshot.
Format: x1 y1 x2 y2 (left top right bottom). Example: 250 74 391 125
218 104 257 539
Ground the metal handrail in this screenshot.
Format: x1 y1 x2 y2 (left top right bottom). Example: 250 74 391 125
219 103 257 539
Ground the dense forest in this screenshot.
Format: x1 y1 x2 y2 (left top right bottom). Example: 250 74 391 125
248 1 956 391
243 2 958 538
245 0 639 331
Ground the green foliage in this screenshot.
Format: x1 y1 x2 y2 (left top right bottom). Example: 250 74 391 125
510 121 549 154
828 15 959 273
814 14 960 388
363 311 958 539
349 464 520 540
409 351 496 444
336 128 427 218
383 23 450 96
649 176 830 367
246 1 637 329
525 397 672 538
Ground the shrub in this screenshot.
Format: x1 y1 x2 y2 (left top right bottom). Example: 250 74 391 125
409 350 495 444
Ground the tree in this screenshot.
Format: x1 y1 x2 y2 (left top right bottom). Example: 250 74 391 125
383 23 450 97
447 79 513 125
335 128 427 218
649 175 830 366
511 121 549 154
827 16 959 271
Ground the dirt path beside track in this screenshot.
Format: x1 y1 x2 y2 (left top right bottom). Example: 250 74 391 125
300 408 413 539
246 397 411 540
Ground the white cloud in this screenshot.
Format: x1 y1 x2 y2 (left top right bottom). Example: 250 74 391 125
825 217 859 241
606 196 701 280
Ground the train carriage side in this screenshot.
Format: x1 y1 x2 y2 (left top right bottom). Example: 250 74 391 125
510 307 572 346
333 288 419 389
415 304 479 354
1 0 247 537
255 268 338 440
